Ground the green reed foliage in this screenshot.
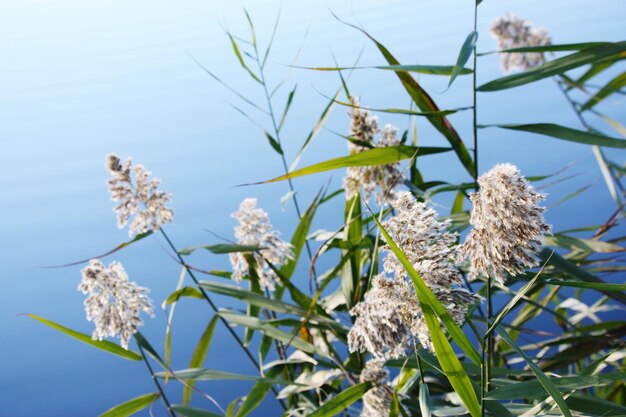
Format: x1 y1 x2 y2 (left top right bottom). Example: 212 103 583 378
29 5 626 417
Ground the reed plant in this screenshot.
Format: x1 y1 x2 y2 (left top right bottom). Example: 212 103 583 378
29 4 626 417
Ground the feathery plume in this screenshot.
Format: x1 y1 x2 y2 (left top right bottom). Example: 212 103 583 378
349 192 482 355
348 275 417 359
458 163 551 284
344 98 403 205
78 259 154 349
106 153 174 237
229 198 293 290
359 360 394 417
490 14 551 72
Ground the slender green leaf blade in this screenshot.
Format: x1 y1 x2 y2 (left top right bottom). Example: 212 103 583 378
478 41 626 91
309 382 372 417
258 146 449 184
496 326 572 417
171 405 222 417
27 314 141 361
580 71 626 110
449 31 478 88
163 287 204 306
182 316 219 405
98 393 160 417
485 123 626 149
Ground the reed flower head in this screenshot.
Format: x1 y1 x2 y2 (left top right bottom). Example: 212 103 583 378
229 198 294 290
344 98 403 205
78 259 154 349
382 192 462 289
349 192 481 354
106 153 174 237
490 14 551 72
359 360 394 417
348 275 418 359
458 163 550 284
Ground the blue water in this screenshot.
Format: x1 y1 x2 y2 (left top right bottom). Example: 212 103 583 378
1 0 624 416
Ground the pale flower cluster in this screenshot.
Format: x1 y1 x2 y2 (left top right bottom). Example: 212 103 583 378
348 192 481 358
230 198 294 290
343 98 403 205
78 259 154 349
458 163 550 284
106 153 174 237
490 14 551 72
359 360 396 417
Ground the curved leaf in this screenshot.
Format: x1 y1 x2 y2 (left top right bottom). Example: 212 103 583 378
171 405 223 417
448 31 478 88
98 393 160 417
478 41 626 91
26 314 141 361
484 123 626 149
257 146 450 184
309 382 372 417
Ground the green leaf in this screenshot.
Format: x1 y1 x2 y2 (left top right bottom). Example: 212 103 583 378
178 244 263 255
496 326 572 417
42 231 153 268
418 382 432 417
580 71 626 110
171 405 223 417
543 279 626 292
156 368 289 383
258 146 450 184
481 42 611 54
227 33 262 83
163 287 204 306
487 372 625 400
235 367 282 417
544 234 625 253
278 86 297 131
448 31 478 88
280 192 321 279
182 316 219 405
369 208 481 417
484 123 626 149
199 281 328 320
566 393 626 416
542 249 626 305
264 131 284 155
218 310 319 355
98 393 160 417
478 41 626 91
309 382 372 417
26 314 142 361
302 63 473 75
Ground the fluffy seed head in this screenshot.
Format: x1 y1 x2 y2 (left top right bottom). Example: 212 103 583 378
229 198 294 290
490 14 551 72
359 360 394 417
344 98 403 205
458 163 551 284
106 153 174 237
78 259 154 349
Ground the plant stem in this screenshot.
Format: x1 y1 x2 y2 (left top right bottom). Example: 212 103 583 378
159 229 287 410
138 344 177 417
252 39 320 291
471 2 492 415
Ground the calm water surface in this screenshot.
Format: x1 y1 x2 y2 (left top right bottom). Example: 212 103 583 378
1 0 624 415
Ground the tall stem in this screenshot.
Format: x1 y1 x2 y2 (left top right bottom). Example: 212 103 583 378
138 344 177 417
252 41 320 291
471 2 492 415
159 229 287 410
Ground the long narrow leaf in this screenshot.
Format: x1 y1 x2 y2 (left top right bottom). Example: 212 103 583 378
26 314 141 361
496 326 572 417
448 31 478 88
478 41 626 91
98 393 160 417
182 316 219 405
309 382 372 417
256 146 450 185
484 123 626 149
